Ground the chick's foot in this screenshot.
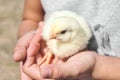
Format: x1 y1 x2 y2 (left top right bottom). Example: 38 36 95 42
38 51 54 65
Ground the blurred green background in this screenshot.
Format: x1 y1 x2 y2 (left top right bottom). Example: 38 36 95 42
0 0 24 79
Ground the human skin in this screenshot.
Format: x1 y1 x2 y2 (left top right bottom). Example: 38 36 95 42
13 0 44 79
13 0 120 80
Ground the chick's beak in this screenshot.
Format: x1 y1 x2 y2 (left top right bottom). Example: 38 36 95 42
50 33 56 39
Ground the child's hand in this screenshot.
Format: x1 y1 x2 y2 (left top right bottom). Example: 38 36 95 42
13 22 46 80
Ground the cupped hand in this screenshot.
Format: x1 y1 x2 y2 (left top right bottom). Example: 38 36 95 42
40 51 97 80
13 22 44 62
23 42 97 80
13 22 47 80
20 22 55 80
13 30 35 62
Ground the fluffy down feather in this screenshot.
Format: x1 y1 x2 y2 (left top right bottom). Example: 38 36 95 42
42 10 92 58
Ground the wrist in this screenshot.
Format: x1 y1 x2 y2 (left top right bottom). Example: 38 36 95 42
18 20 39 38
91 53 100 79
88 51 98 74
92 54 120 80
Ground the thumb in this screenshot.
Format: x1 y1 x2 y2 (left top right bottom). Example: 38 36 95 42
40 62 83 79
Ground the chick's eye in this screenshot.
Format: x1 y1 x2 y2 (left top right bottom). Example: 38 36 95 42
60 30 67 34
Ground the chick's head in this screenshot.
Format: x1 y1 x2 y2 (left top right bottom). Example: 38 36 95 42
49 17 80 42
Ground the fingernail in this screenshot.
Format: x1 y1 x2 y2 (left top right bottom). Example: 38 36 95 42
41 68 52 78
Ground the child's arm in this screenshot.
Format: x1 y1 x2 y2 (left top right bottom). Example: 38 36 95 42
18 0 44 38
14 0 44 62
13 0 44 80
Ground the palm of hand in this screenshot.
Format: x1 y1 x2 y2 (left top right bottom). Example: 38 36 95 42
37 48 96 80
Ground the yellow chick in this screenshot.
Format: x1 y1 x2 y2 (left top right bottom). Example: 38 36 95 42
40 10 92 64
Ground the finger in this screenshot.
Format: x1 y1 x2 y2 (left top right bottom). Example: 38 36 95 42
22 50 42 80
40 39 47 55
23 62 42 80
20 62 33 80
28 22 44 57
23 62 55 80
35 53 43 64
13 31 35 62
23 56 54 80
23 48 42 79
23 51 55 80
39 21 44 28
40 52 94 79
21 21 43 79
40 63 81 79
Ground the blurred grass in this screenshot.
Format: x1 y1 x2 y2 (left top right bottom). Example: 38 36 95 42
0 0 24 80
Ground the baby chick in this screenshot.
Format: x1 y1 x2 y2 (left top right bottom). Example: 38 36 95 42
39 10 92 64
